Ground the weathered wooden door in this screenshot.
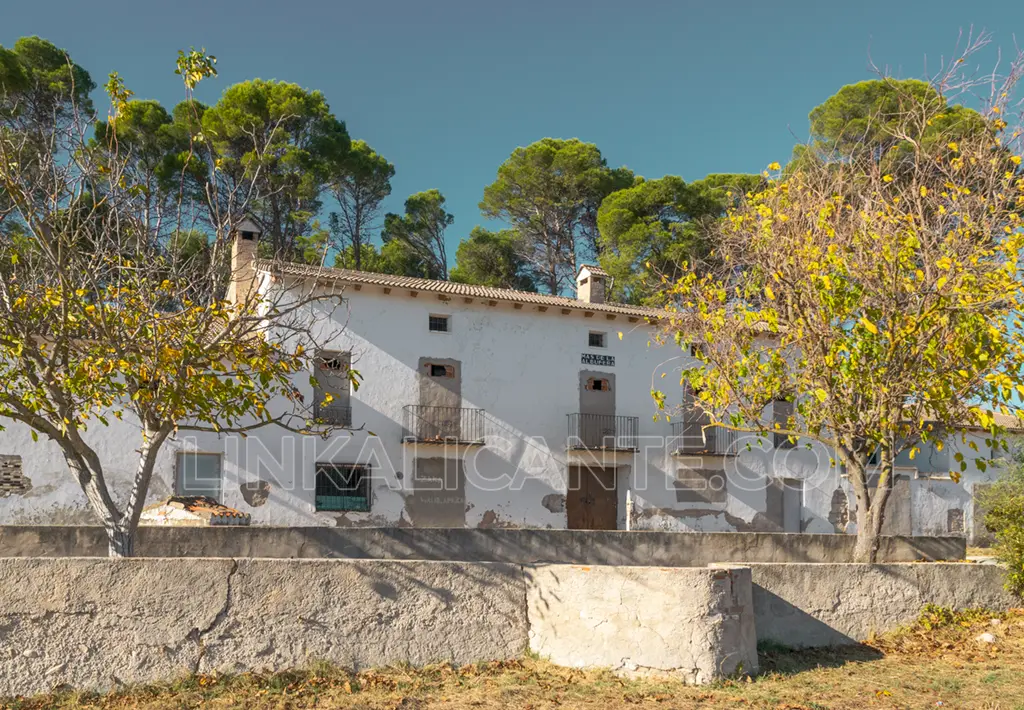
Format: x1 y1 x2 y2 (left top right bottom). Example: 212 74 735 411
567 465 618 530
578 371 615 448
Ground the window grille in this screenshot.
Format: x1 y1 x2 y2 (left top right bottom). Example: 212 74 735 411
315 464 371 512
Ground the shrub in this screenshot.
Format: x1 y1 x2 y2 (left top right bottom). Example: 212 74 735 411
977 461 1024 597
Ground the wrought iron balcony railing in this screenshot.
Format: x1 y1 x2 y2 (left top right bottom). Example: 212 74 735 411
403 405 485 444
314 403 353 428
567 413 639 451
670 420 740 455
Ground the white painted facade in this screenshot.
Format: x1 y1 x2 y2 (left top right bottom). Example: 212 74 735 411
0 238 1010 542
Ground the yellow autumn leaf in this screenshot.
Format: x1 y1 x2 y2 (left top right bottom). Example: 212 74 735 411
617 332 623 340
768 161 781 171
920 186 928 197
765 286 775 300
883 175 894 183
859 317 879 335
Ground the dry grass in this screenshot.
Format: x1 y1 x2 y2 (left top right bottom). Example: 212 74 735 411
5 609 1024 710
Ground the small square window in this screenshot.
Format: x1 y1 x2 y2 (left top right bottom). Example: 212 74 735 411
315 464 370 511
588 377 610 392
589 331 606 348
176 453 222 501
429 315 450 333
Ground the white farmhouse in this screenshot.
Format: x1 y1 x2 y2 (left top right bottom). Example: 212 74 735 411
0 224 1012 542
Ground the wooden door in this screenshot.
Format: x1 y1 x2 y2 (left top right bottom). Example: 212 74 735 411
567 465 618 530
578 371 615 448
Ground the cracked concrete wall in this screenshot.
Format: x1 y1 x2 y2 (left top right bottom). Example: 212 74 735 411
525 565 757 683
749 562 1019 648
0 558 528 698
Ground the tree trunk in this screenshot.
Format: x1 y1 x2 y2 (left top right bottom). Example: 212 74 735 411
839 444 879 563
106 525 135 558
853 509 878 563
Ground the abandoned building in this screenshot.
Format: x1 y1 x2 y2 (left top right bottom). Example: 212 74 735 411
0 220 1011 543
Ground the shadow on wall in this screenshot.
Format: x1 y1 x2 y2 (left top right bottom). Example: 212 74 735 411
753 586 858 647
0 525 967 564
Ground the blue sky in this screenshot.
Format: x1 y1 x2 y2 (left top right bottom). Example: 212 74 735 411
5 1 1023 262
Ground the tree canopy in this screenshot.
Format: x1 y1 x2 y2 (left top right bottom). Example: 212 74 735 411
791 78 989 172
329 139 394 271
201 79 351 258
596 173 761 304
480 138 633 294
654 62 1024 562
0 42 349 557
450 227 536 290
382 189 453 279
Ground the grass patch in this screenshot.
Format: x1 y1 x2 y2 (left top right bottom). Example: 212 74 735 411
4 609 1024 709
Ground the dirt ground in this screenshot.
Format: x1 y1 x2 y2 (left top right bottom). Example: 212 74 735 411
4 608 1024 710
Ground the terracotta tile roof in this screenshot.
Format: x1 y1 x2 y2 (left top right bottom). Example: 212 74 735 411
578 263 610 278
255 260 667 320
140 496 251 526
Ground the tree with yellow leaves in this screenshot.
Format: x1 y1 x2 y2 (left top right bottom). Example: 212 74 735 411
0 43 353 556
653 34 1024 562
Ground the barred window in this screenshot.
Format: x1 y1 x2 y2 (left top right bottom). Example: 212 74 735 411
315 464 370 512
429 315 450 333
588 331 606 348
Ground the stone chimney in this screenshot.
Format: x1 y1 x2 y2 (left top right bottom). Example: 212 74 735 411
226 216 262 307
576 264 609 304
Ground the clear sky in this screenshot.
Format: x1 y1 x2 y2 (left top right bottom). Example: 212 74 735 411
5 1 1024 261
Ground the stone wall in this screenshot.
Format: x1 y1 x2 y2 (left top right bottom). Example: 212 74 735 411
748 562 1019 648
0 558 754 697
0 525 965 564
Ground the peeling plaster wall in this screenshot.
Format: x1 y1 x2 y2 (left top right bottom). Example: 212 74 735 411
0 415 177 525
0 280 1014 541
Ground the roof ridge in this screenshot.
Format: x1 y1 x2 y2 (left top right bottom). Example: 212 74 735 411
253 258 666 318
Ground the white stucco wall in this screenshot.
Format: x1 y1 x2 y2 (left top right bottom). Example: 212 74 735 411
0 274 1010 541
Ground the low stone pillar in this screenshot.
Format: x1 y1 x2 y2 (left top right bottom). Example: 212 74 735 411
524 564 757 683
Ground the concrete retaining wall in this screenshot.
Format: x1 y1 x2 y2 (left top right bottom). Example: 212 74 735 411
0 525 966 564
527 564 757 682
748 562 1019 648
0 558 754 697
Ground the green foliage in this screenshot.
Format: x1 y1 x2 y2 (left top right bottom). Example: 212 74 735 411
329 140 394 271
794 79 988 171
201 79 350 257
334 243 384 271
0 36 95 118
382 189 453 279
978 461 1024 596
916 604 998 631
480 138 633 294
93 100 198 195
450 227 535 290
596 174 759 304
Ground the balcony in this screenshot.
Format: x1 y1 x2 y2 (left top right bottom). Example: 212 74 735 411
567 413 639 451
403 405 485 444
314 402 352 428
671 420 740 456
